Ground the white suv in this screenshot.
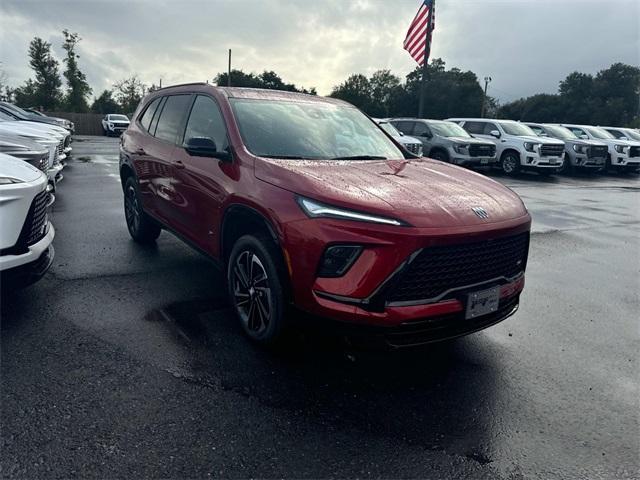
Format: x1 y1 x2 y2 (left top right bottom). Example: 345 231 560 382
0 153 55 289
561 124 640 173
448 118 565 175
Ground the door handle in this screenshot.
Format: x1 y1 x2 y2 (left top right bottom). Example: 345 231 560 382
172 160 185 169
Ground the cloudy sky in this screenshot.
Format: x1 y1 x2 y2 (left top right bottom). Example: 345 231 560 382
0 0 638 103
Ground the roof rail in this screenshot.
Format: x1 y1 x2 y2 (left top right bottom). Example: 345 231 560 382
150 82 209 92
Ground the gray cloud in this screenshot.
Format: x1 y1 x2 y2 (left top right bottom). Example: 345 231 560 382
1 0 638 103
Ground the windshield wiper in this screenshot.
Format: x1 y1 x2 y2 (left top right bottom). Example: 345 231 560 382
331 155 388 160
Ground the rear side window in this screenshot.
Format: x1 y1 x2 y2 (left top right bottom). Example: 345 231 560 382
463 121 485 134
606 129 624 139
413 122 431 137
568 127 586 137
183 95 229 151
529 126 543 135
154 95 191 143
139 98 162 132
392 121 414 135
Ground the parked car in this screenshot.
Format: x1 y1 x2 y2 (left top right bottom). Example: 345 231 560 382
373 119 423 156
389 118 497 168
0 102 75 133
0 102 74 133
0 118 66 190
0 152 55 290
23 108 75 134
600 126 640 143
524 123 607 173
448 118 565 175
561 124 640 173
120 85 531 347
0 134 51 177
0 108 71 158
102 114 130 136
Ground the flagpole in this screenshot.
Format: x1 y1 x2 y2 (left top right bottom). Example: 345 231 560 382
418 0 434 118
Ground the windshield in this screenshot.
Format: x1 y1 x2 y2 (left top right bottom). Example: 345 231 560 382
429 122 471 138
0 110 16 121
544 125 577 140
109 114 129 121
500 121 537 136
622 129 640 141
586 127 614 140
231 99 405 160
378 122 401 137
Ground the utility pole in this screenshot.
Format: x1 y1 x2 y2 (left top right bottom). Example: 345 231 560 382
228 49 232 87
159 78 162 89
418 0 435 118
481 76 492 118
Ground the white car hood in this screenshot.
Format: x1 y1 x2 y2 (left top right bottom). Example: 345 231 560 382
0 121 63 142
517 135 564 145
0 152 43 182
396 135 421 145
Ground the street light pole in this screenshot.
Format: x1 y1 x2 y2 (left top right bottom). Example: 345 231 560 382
481 76 492 118
228 49 232 87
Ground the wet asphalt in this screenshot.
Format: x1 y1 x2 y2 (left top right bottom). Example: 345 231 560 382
1 136 638 479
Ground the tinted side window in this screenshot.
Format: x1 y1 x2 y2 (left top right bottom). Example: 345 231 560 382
463 121 485 134
483 123 499 135
413 122 431 137
154 95 191 143
139 98 162 132
607 129 624 139
529 126 544 135
183 95 229 151
392 121 414 135
568 127 586 137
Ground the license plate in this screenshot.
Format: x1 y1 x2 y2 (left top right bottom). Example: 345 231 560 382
480 158 489 165
465 286 500 320
549 159 558 164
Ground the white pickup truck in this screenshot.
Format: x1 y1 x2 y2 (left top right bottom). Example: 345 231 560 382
448 118 565 175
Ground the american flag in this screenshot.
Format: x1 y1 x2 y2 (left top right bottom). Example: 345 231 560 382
403 0 435 66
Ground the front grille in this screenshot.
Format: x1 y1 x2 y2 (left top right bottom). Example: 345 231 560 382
539 144 564 157
386 232 530 303
468 144 496 157
405 143 421 154
57 141 64 156
630 146 640 158
588 145 608 158
22 190 50 246
28 154 49 172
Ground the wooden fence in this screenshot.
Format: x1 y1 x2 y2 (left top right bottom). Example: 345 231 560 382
44 112 128 136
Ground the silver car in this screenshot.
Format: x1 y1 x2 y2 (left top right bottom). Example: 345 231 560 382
389 118 497 167
374 119 423 156
525 123 607 173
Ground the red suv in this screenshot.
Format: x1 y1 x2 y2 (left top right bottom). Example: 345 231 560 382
120 84 531 347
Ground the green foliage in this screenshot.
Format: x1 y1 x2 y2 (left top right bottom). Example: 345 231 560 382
214 69 316 94
113 76 145 114
62 30 92 112
90 89 121 114
17 37 63 109
499 63 640 127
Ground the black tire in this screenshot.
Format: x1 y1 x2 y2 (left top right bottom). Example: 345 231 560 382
500 151 520 175
430 149 449 162
227 234 287 345
559 154 573 174
123 176 161 244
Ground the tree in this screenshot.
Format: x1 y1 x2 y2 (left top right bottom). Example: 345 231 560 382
214 69 316 94
91 89 120 114
369 70 402 117
329 74 372 112
61 30 92 112
23 37 62 109
498 94 564 122
113 76 145 113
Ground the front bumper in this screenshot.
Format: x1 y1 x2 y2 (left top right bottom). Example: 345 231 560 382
282 215 530 330
451 156 497 166
523 153 563 168
570 153 606 168
0 223 55 289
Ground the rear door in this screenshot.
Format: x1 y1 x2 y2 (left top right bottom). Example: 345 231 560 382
170 94 232 254
143 94 193 225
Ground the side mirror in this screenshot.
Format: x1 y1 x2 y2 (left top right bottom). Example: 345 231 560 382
490 130 501 138
539 132 548 137
185 136 230 161
621 136 629 140
399 131 405 136
580 134 588 140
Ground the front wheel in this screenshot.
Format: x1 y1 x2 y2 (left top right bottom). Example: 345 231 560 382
500 152 520 175
559 154 573 174
430 149 449 162
124 177 161 244
227 234 287 345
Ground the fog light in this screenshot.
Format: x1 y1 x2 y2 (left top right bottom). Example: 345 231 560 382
317 245 362 277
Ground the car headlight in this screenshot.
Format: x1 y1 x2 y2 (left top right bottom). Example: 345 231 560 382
572 144 586 154
453 144 469 154
614 144 629 154
108 122 114 128
523 142 540 152
0 177 23 185
297 196 409 226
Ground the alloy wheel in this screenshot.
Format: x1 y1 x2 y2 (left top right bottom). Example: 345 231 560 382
503 155 517 174
232 250 271 335
125 185 140 234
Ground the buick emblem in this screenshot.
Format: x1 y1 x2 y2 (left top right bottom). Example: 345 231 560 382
472 206 489 219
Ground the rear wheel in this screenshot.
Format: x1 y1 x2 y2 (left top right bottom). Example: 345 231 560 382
227 234 287 345
500 151 520 175
124 177 161 244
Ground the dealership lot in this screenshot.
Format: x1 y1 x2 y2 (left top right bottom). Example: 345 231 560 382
1 136 638 478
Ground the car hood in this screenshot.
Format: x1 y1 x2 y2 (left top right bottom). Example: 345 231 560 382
448 136 494 145
396 135 421 145
0 122 61 143
0 152 43 182
567 138 608 147
255 157 528 228
516 135 564 145
0 120 65 139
